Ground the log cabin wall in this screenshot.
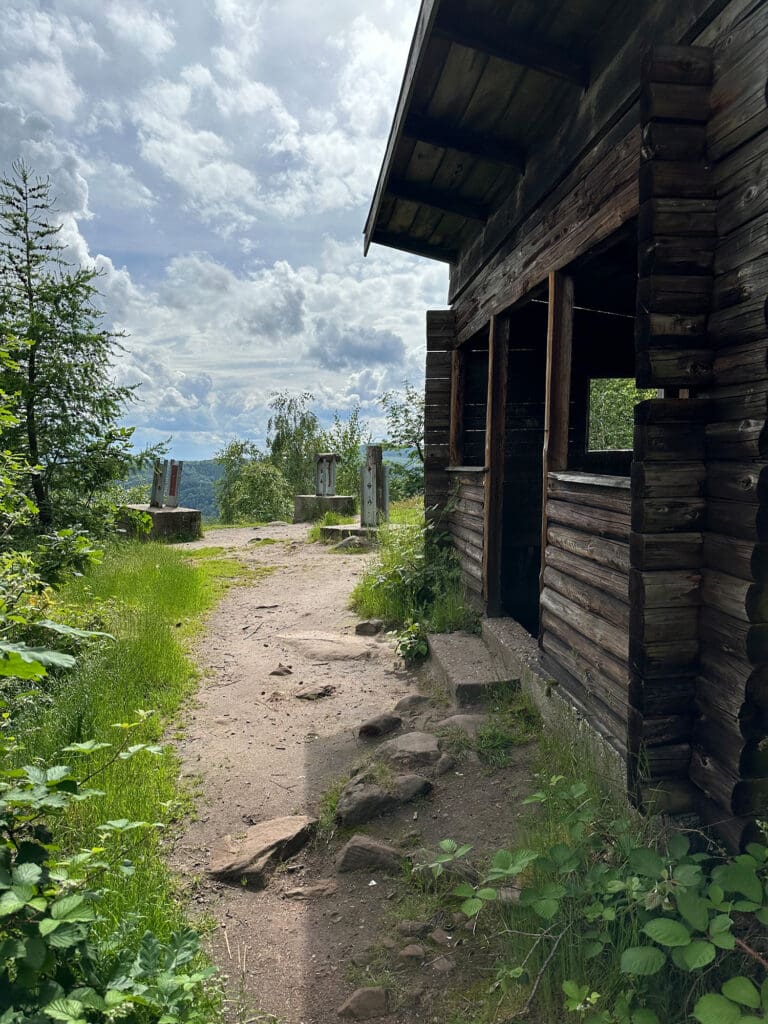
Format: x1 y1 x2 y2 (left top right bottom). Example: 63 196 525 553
540 473 632 758
424 310 455 525
693 2 768 843
447 467 486 600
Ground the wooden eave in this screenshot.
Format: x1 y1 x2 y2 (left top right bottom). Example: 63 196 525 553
364 0 734 276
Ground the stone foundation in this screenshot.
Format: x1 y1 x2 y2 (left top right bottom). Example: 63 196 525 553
124 504 203 541
293 494 356 523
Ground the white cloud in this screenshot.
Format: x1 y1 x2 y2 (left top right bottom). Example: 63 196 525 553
104 3 176 62
4 57 83 122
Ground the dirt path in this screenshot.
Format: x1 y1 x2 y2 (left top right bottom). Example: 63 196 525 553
172 524 534 1024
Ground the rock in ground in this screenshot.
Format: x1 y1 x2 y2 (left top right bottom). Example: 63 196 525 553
335 774 432 827
376 731 441 769
394 694 432 714
434 713 489 738
282 879 338 899
355 619 384 636
294 683 336 700
337 988 390 1019
397 920 430 937
208 815 316 886
358 713 402 738
336 835 403 874
398 944 424 961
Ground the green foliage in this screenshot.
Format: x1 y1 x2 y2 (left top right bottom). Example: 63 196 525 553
0 719 216 1022
394 620 429 662
307 511 355 543
320 406 370 499
588 380 656 452
379 382 424 500
214 440 292 524
421 776 768 1024
351 506 477 637
0 163 153 534
266 391 322 495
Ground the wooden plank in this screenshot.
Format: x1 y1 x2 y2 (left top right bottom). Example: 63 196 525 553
630 531 703 569
371 229 457 264
545 544 629 602
632 496 706 532
547 524 630 573
449 347 465 466
403 112 526 172
482 314 509 616
541 586 629 662
547 499 630 542
540 272 574 590
543 565 629 629
387 177 488 222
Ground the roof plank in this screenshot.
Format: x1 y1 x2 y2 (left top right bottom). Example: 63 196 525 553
433 10 589 86
387 178 489 221
403 112 526 171
372 229 457 263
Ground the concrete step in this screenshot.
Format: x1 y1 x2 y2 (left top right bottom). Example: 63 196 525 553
481 617 538 679
427 631 516 708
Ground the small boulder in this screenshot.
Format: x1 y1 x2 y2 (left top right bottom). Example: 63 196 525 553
355 619 384 636
208 815 316 887
397 920 430 937
433 753 455 776
336 835 403 874
429 927 452 947
294 684 336 700
358 713 402 739
398 944 424 961
335 784 396 827
393 774 433 801
282 879 338 899
338 988 390 1020
377 731 442 769
431 956 454 975
394 694 432 714
434 713 489 739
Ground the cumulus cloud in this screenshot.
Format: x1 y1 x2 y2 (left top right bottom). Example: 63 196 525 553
0 0 449 456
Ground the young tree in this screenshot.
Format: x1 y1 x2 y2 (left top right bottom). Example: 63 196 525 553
214 438 292 523
320 405 370 499
379 381 425 499
266 391 323 494
0 162 139 531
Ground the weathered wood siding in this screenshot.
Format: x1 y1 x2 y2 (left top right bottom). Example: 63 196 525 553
424 310 455 522
447 468 486 597
694 2 768 840
540 473 631 756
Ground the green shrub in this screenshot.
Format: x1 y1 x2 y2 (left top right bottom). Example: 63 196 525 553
307 511 356 543
350 505 477 637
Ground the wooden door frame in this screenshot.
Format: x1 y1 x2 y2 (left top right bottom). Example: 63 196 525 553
482 314 510 616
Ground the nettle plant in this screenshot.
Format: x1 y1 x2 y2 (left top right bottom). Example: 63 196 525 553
424 776 768 1024
0 709 215 1023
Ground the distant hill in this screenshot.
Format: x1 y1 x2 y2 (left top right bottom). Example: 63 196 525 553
125 446 414 521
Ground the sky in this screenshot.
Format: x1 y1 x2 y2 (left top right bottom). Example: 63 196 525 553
0 0 448 459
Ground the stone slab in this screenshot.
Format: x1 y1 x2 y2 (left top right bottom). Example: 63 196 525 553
427 631 514 707
124 504 202 541
208 814 317 886
293 494 356 523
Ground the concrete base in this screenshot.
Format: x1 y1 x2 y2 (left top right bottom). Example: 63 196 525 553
427 631 514 707
124 504 203 541
293 494 356 523
319 523 376 542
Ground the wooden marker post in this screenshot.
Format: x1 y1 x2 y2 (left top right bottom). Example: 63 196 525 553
150 460 168 508
166 460 183 508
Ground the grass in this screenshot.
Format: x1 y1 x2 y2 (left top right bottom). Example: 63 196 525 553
14 539 266 961
307 510 356 543
350 499 478 635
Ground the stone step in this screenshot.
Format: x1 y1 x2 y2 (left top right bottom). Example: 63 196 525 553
427 631 515 707
481 617 537 679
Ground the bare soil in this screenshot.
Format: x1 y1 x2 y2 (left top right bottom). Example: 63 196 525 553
172 523 534 1024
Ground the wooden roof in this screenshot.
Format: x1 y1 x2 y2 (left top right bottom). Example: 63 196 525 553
363 0 644 265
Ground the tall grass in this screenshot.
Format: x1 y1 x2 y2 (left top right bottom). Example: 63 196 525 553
14 541 250 944
351 501 478 633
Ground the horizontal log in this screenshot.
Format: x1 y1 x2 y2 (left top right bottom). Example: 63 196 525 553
628 707 694 748
540 629 629 725
641 122 707 162
631 606 699 645
638 236 715 276
638 197 717 239
630 531 702 570
642 742 692 780
546 500 630 542
639 780 699 815
632 496 706 533
634 423 705 461
709 258 768 346
548 525 629 573
709 382 768 423
543 565 629 630
706 461 767 502
636 312 707 346
641 82 711 123
715 211 768 277
629 672 696 716
701 569 748 622
448 520 483 551
636 348 713 389
452 496 484 518
451 534 482 566
689 748 738 811
704 531 755 582
545 545 628 602
696 672 745 729
547 475 630 513
634 398 710 425
705 420 766 460
631 461 705 498
707 498 767 542
448 511 484 537
643 45 713 86
629 637 699 677
639 161 714 200
698 644 751 704
541 587 628 663
630 569 701 609
732 778 768 818
692 714 744 779
457 554 482 583
709 13 768 162
712 343 768 387
636 274 713 315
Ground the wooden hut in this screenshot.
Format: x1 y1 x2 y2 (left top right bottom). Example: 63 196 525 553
364 0 768 845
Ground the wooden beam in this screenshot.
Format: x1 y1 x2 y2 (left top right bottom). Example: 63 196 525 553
540 273 574 594
434 12 588 86
387 177 489 222
371 229 457 264
449 347 466 466
482 315 509 616
403 113 526 173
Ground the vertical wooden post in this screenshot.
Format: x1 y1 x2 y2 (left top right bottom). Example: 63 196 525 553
540 272 574 591
482 315 509 617
449 346 466 467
